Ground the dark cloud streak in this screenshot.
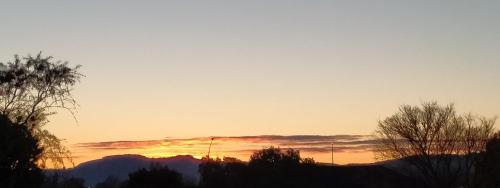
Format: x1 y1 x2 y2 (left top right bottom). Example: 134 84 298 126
76 135 378 154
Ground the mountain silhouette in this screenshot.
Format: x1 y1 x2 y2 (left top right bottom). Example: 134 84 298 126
46 154 201 187
45 154 462 187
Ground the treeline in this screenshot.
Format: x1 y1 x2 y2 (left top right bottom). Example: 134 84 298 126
195 147 416 188
43 147 322 188
198 147 322 188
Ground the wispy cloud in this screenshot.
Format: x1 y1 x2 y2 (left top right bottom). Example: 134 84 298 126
72 135 379 165
76 135 378 154
76 140 164 150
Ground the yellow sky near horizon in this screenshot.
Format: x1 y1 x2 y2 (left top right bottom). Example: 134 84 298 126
66 135 377 168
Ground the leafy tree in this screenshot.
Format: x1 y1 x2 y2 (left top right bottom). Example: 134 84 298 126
128 163 184 188
248 147 304 188
248 146 301 167
0 115 43 188
0 53 82 168
199 147 312 188
375 102 496 188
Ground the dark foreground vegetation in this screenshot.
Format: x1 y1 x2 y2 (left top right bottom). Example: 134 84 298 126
196 147 420 188
41 147 422 188
40 140 500 188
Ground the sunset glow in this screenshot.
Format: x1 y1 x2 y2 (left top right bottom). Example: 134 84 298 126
71 135 377 166
1 1 499 170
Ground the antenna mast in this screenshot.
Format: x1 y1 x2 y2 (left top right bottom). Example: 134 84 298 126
331 143 334 166
207 137 215 159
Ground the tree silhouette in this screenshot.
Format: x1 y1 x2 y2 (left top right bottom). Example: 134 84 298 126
199 147 317 188
375 102 496 188
249 146 300 167
0 115 43 188
0 53 82 168
248 147 304 188
198 146 424 188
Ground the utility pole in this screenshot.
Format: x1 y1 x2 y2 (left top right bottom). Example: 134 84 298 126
207 137 215 159
331 143 334 166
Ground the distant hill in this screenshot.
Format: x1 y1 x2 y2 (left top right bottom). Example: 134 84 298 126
46 154 201 187
45 154 445 187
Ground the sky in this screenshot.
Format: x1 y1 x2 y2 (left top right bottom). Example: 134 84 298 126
0 1 499 165
74 135 376 165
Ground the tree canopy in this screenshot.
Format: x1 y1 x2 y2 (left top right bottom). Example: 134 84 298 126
375 102 496 188
0 53 82 168
199 147 319 188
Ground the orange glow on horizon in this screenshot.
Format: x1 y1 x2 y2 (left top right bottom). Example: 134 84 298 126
65 135 378 168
